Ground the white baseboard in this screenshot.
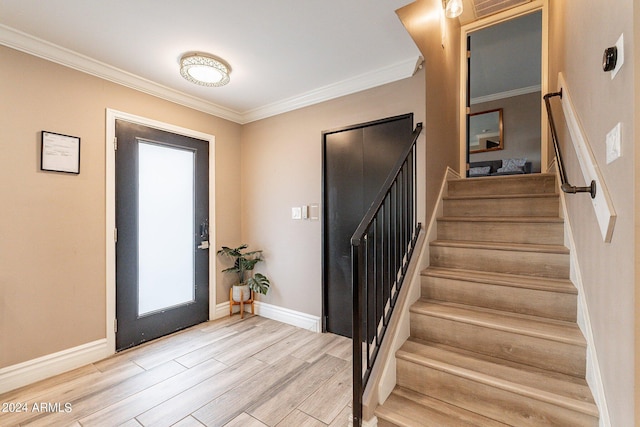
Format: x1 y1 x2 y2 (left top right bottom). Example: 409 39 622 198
0 339 109 395
362 415 378 426
214 301 321 332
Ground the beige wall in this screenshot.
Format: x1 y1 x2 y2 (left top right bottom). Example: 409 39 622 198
0 46 243 368
0 40 426 368
549 1 635 425
398 0 461 220
470 92 541 172
239 70 426 316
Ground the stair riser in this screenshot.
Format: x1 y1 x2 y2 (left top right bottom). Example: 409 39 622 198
421 276 577 322
437 220 564 245
396 358 598 427
443 197 559 217
448 175 557 196
430 245 570 279
410 313 586 377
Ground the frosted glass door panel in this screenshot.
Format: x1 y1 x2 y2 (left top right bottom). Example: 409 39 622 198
138 141 195 316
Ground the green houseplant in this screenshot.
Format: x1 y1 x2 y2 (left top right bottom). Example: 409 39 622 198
217 244 271 302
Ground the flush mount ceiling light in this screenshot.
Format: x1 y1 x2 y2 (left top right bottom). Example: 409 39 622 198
180 53 230 87
444 0 464 18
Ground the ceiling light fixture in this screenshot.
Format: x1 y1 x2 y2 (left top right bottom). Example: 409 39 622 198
444 0 464 18
180 53 230 87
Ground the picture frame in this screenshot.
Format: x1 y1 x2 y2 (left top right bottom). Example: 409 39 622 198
469 108 503 154
41 130 81 174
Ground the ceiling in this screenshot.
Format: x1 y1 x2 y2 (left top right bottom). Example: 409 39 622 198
0 1 422 124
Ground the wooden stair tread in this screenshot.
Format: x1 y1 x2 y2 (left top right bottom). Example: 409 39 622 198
448 173 556 183
431 239 569 255
376 386 509 427
422 267 577 294
397 339 598 417
438 215 564 223
411 299 585 346
443 193 558 201
389 172 598 425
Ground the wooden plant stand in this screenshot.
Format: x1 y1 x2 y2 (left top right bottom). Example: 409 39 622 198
229 287 254 319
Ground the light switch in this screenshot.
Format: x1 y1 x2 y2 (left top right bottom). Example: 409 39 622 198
606 122 621 164
309 204 320 220
291 207 302 220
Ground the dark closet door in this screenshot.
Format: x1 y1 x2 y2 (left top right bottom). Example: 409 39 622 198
323 114 413 338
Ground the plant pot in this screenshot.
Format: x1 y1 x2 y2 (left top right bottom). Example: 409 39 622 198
232 284 251 302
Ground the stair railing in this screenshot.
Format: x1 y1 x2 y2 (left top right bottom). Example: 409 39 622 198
351 122 423 427
544 91 596 198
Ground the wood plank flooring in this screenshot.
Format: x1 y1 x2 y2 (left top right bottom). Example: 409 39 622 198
0 315 353 427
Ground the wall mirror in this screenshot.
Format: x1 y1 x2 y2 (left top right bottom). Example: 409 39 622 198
469 108 503 153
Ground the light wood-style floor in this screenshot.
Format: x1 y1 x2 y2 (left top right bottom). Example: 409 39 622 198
0 315 353 427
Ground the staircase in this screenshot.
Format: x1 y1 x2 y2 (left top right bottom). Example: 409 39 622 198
375 173 599 427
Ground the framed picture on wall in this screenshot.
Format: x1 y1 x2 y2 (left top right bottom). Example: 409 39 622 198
41 130 81 174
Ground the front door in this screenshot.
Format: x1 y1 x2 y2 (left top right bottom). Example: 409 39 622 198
115 120 209 351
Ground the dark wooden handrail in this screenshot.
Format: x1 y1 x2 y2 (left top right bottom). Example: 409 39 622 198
351 123 423 426
544 91 596 198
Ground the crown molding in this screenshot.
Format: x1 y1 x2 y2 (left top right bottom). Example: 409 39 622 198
1 24 419 125
241 57 420 123
0 24 244 123
470 84 541 105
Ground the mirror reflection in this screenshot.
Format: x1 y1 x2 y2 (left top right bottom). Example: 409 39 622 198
469 108 503 153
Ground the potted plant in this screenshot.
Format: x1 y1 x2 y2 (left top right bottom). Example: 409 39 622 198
217 244 271 302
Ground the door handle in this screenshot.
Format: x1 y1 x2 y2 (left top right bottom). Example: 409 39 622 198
200 219 209 239
198 219 209 249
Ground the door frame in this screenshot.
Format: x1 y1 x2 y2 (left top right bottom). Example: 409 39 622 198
105 109 216 354
458 0 549 175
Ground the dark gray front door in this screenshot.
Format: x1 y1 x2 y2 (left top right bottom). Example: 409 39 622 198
115 120 209 351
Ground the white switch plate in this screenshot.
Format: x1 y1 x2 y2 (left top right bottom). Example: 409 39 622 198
291 207 302 220
309 204 319 220
606 122 621 164
611 33 624 79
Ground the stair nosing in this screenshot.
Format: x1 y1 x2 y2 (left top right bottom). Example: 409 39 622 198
448 173 556 183
410 299 585 346
430 239 570 255
422 267 578 294
437 215 564 224
397 341 598 418
376 387 510 427
444 193 559 201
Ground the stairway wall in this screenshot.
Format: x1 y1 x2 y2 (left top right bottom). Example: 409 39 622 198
549 0 635 424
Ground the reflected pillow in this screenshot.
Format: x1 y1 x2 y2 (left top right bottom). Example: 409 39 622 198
498 158 527 173
469 166 491 176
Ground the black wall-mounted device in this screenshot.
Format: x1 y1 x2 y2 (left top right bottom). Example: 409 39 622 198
603 46 617 72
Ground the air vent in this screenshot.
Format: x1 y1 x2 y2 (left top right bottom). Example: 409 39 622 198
473 0 531 18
